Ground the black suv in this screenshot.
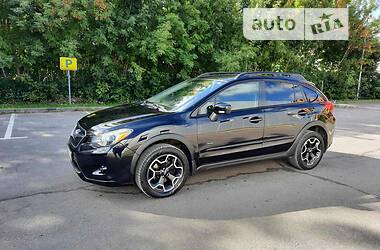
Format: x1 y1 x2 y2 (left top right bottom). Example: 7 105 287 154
68 72 335 198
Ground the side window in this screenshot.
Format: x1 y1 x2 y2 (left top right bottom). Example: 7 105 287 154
199 82 259 114
265 82 294 106
294 85 306 103
303 86 323 102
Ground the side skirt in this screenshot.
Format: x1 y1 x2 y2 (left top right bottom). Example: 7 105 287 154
196 151 288 172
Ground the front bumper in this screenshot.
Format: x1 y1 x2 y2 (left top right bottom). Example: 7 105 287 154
68 142 135 184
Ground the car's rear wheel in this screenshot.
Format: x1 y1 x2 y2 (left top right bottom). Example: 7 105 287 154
288 131 325 170
135 143 189 198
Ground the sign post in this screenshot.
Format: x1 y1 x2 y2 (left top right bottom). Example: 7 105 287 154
60 57 77 104
67 70 71 104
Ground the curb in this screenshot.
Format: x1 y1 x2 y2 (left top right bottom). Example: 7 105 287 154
0 107 107 115
334 103 358 109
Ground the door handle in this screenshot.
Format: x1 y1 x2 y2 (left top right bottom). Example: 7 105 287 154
297 110 308 116
248 116 263 123
219 119 230 123
288 109 309 116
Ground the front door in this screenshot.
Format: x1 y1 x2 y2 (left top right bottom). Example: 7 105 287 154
196 81 264 164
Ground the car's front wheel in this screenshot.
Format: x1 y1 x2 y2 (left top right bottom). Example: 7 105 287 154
288 131 325 170
135 143 189 198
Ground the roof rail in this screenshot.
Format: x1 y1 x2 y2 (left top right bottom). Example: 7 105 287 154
235 72 306 81
197 72 240 78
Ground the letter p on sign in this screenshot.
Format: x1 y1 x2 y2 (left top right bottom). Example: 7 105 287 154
60 57 77 71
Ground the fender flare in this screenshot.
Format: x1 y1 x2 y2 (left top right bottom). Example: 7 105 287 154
129 133 196 176
286 121 329 156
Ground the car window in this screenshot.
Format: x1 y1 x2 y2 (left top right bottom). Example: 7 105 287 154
199 82 259 114
294 85 306 103
303 86 324 102
265 82 295 105
146 78 229 112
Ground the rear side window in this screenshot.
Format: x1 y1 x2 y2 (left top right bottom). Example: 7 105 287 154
264 82 295 105
303 86 325 102
294 85 306 103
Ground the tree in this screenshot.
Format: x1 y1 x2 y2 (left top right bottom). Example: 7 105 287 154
0 0 379 104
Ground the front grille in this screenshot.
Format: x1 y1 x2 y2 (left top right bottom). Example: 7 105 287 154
70 123 86 147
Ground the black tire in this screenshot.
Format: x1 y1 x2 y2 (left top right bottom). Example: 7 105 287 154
135 143 190 198
288 131 325 170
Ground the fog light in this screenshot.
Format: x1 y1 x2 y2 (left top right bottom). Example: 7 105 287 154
92 166 108 176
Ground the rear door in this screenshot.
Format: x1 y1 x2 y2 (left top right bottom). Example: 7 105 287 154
262 81 312 149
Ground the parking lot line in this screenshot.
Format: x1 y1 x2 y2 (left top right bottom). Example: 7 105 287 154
0 114 27 140
4 114 15 138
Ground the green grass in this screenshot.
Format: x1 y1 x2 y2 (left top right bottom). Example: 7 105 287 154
0 103 116 110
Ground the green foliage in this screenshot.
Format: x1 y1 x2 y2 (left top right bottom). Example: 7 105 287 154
0 0 379 104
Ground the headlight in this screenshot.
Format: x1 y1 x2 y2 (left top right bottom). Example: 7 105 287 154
90 129 133 148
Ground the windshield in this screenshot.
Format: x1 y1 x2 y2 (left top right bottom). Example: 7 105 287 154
145 78 229 112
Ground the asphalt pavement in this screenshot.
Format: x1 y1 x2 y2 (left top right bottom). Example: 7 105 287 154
1 105 380 249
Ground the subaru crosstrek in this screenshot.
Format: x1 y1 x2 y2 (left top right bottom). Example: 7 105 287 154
68 72 335 198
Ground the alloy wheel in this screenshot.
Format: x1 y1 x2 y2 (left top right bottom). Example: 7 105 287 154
146 154 184 193
301 137 322 166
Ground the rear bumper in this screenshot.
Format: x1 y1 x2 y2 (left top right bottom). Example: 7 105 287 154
327 128 334 149
68 143 135 184
326 115 336 149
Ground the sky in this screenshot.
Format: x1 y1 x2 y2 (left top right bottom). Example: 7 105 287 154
374 1 380 18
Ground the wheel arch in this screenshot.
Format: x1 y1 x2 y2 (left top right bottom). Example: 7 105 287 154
307 125 328 151
287 121 329 155
130 134 196 178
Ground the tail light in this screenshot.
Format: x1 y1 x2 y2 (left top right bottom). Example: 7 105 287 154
324 101 334 112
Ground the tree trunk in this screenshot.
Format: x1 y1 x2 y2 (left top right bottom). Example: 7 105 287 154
1 67 6 78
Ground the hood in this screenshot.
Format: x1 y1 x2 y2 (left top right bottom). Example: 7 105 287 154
79 103 164 131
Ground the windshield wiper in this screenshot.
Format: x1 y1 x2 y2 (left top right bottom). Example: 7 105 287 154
142 100 167 112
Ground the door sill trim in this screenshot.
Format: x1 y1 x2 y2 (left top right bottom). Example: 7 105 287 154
196 152 287 171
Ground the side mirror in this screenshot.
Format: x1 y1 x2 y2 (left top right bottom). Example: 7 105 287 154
208 102 231 121
213 102 232 115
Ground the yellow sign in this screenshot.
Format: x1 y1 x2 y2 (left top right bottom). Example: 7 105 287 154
60 57 77 71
